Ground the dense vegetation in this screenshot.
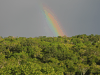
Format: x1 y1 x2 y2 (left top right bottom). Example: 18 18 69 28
0 34 100 75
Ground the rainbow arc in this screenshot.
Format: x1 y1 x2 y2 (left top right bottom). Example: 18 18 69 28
38 2 66 37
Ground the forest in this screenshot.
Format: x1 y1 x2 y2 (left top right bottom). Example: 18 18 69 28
0 34 100 75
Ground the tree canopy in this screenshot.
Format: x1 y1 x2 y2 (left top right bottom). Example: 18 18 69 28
0 34 100 75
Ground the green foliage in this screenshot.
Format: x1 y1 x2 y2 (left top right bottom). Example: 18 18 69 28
0 34 100 74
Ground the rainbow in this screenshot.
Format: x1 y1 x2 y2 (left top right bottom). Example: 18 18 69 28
38 2 66 37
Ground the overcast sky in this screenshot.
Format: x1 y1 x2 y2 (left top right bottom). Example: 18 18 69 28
0 0 100 38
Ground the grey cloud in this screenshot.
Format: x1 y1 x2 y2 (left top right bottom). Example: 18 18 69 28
0 0 100 37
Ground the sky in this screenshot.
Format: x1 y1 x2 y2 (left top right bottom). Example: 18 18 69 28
0 0 100 38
